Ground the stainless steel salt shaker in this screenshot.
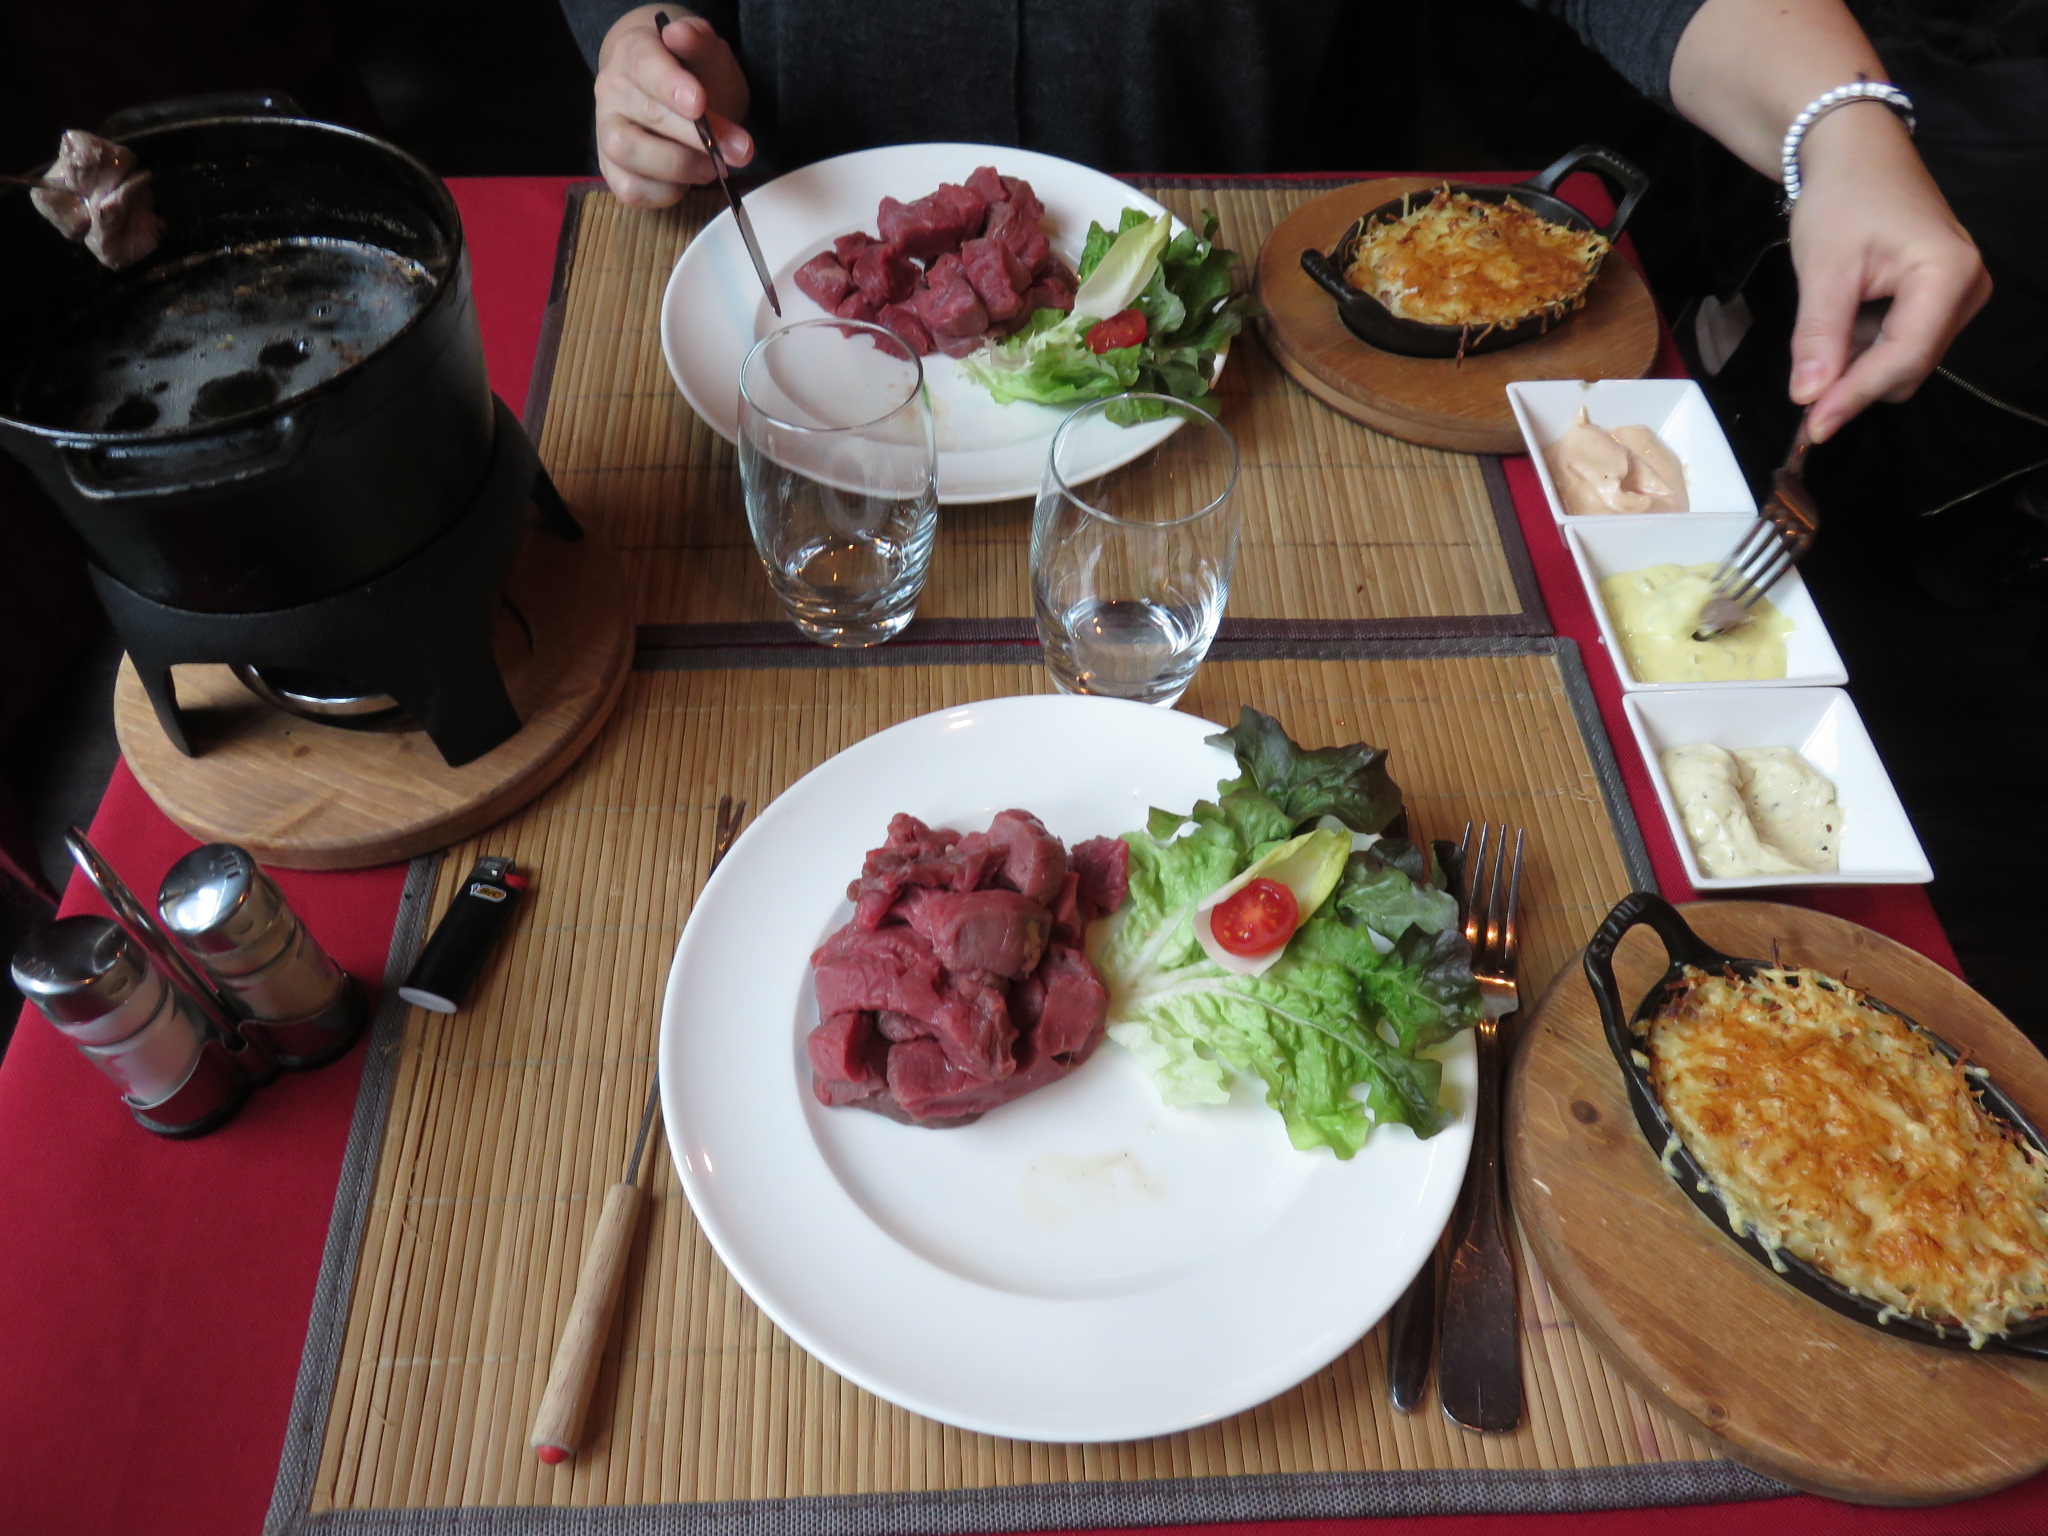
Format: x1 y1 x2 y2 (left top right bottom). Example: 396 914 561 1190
157 845 365 1070
10 915 247 1137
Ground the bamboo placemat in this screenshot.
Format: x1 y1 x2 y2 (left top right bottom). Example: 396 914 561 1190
267 642 1785 1536
529 180 1545 645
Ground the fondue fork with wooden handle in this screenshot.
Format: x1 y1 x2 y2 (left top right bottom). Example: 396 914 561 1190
530 794 747 1465
651 11 781 316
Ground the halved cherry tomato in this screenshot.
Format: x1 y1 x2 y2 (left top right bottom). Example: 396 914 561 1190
1210 877 1300 958
1085 307 1148 355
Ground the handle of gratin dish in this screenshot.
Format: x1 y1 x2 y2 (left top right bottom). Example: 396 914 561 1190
1522 144 1650 244
1581 891 1724 1049
1298 247 1357 303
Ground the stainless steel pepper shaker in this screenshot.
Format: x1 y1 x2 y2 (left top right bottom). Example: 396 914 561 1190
157 845 366 1070
10 915 248 1137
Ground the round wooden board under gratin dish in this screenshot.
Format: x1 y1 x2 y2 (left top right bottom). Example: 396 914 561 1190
114 527 634 870
1509 900 2048 1505
1255 177 1661 454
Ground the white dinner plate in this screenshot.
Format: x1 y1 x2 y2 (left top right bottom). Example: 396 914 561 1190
660 142 1201 504
658 695 1475 1442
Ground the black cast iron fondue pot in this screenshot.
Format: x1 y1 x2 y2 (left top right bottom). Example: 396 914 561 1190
0 96 492 613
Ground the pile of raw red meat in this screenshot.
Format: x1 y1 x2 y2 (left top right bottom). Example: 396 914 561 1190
792 166 1078 359
807 811 1129 1126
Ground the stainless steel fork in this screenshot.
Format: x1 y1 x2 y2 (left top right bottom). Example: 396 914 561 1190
1436 823 1527 1434
1694 416 1818 640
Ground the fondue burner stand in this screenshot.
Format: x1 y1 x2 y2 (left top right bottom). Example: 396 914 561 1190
93 398 577 769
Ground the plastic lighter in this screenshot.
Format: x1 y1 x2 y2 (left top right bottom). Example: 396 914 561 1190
398 857 529 1013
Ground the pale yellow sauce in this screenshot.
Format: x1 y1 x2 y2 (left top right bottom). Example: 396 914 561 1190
1598 563 1790 682
1661 743 1842 878
1546 406 1689 516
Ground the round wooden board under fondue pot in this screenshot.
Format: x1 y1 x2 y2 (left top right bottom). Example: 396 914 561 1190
114 527 634 870
1508 900 2048 1505
1255 177 1661 454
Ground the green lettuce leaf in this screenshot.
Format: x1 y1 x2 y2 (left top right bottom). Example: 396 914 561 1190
957 308 1140 406
1206 706 1404 833
968 208 1262 424
1331 839 1458 941
1094 714 1480 1156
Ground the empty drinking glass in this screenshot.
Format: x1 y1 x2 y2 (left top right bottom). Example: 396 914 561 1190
738 319 938 646
1032 394 1242 706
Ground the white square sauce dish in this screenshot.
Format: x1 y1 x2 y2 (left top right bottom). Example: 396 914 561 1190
1624 687 1933 889
1565 515 1846 691
1508 379 1754 523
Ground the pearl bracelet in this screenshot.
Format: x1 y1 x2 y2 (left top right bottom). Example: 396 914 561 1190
1781 81 1916 205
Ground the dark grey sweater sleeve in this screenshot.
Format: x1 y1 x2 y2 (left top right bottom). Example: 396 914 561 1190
1527 0 1712 105
558 0 739 73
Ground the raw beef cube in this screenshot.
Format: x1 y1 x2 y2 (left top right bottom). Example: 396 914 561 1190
848 814 998 927
985 809 1068 905
984 197 1050 275
959 236 1032 323
965 165 1008 209
793 251 853 310
897 887 1051 978
810 923 947 1021
1028 943 1110 1063
910 253 990 355
875 1009 928 1043
999 175 1045 226
1006 943 1110 1092
877 181 988 262
928 971 1017 1079
1021 262 1078 316
877 302 935 356
883 1038 997 1123
851 241 920 307
1049 871 1084 947
807 1010 888 1105
966 166 1046 231
833 230 881 264
834 290 880 323
898 944 1106 1115
1071 835 1130 920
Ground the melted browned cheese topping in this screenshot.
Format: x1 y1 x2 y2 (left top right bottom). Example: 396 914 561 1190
1649 965 2048 1342
1346 189 1609 330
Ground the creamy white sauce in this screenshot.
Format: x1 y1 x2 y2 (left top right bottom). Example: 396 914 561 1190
1661 742 1842 879
1546 406 1689 516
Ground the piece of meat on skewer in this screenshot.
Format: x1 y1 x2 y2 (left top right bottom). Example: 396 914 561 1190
25 130 165 270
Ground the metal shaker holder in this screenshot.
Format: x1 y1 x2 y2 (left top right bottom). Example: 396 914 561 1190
7 829 367 1138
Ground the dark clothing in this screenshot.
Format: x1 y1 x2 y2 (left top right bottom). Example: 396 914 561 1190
0 0 385 172
560 0 1708 175
1796 4 2048 597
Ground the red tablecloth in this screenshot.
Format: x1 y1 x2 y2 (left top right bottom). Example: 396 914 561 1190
0 176 2032 1536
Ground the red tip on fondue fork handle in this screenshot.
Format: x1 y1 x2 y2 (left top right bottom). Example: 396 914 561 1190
530 796 748 1465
